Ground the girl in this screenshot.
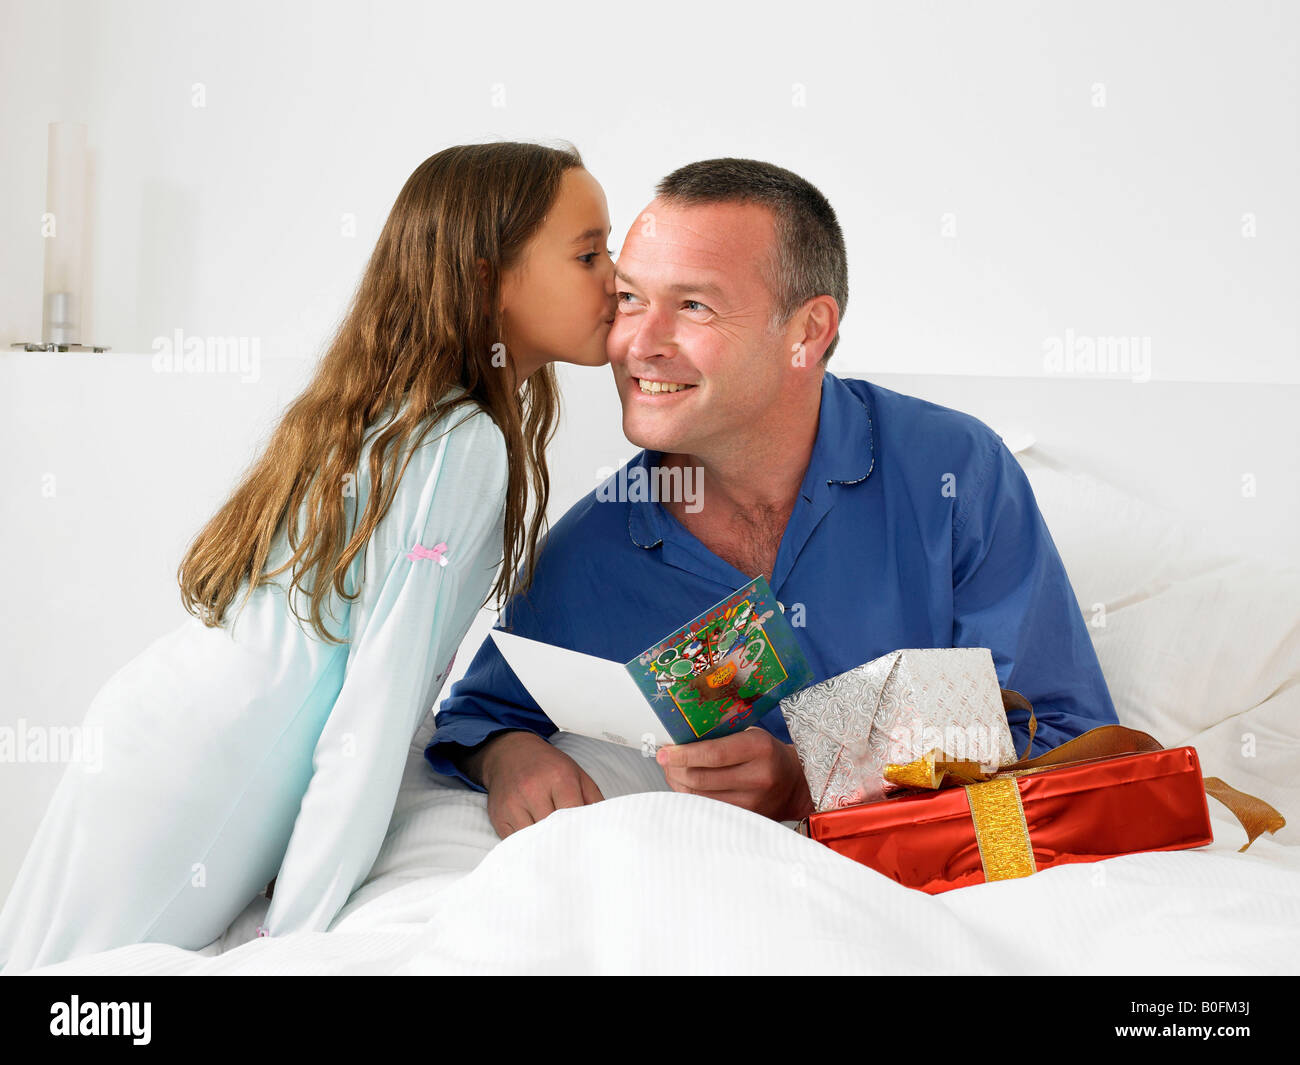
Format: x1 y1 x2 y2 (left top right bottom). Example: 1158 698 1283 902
0 140 616 971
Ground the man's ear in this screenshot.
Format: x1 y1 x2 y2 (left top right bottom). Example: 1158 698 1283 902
789 295 839 367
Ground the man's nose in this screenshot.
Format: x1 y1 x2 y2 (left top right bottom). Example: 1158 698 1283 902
624 303 675 363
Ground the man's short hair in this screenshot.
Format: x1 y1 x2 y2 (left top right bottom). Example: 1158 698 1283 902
654 158 848 364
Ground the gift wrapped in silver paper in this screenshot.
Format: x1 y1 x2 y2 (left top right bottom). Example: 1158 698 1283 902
780 647 1018 812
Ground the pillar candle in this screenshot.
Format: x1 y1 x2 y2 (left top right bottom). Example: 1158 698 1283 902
42 121 88 346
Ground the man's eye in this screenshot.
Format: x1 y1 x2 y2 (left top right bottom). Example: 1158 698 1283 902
683 300 710 313
616 291 638 305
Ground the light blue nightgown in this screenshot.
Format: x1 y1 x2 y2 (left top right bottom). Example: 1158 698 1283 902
0 386 509 972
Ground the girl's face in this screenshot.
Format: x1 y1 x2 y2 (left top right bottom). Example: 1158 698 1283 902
499 167 616 386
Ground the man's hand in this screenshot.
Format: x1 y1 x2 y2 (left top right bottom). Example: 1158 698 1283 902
470 730 604 840
655 726 813 822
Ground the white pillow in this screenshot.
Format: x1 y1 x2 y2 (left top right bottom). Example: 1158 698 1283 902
1013 446 1298 843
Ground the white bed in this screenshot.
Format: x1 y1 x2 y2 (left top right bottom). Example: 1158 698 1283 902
7 365 1299 974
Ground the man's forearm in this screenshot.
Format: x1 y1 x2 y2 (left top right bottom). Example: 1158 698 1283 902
446 728 533 788
448 739 493 788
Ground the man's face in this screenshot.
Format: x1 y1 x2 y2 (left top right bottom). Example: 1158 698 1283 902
606 198 788 458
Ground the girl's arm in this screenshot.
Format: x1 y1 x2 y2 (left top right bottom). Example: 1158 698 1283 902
262 406 509 937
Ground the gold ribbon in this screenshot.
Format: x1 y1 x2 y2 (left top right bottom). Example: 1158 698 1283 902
884 689 1039 882
965 776 1037 883
1203 776 1288 853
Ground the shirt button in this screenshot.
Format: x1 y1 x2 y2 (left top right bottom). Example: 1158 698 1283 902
777 601 785 613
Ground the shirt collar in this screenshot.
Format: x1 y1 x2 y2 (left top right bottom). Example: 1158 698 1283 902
628 371 876 550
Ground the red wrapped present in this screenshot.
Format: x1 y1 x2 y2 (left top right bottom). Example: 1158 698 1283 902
799 725 1285 894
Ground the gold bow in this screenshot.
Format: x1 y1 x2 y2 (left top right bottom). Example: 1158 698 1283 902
883 688 1039 790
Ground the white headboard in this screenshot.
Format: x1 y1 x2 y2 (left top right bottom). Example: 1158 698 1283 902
538 365 1297 566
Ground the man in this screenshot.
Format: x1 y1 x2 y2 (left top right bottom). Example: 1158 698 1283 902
425 157 1118 839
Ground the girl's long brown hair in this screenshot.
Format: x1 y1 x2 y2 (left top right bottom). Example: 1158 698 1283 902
177 141 582 643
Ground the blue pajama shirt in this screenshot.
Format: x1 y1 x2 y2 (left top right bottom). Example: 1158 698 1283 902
425 371 1119 788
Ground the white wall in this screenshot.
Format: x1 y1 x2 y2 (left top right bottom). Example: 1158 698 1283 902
1 0 1295 382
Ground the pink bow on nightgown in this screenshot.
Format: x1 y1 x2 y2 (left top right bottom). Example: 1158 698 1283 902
406 542 450 566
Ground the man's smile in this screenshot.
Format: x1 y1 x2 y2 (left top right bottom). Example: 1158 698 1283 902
632 375 700 396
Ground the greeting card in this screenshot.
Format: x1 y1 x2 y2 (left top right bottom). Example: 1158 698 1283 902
489 575 813 750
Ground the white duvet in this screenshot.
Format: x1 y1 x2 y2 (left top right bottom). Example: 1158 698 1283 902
23 447 1300 975
25 729 1300 976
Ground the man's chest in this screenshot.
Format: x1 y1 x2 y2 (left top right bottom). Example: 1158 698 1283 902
675 507 787 583
707 536 782 584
